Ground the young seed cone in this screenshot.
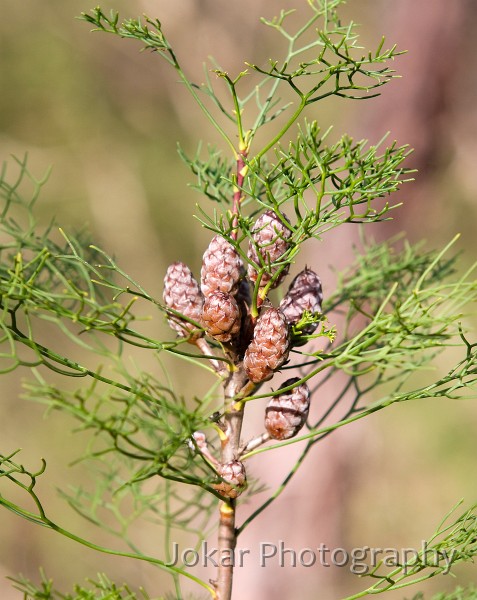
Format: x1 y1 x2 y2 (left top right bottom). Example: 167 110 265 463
213 460 247 499
243 307 290 383
265 377 311 440
247 210 292 289
280 267 323 334
163 262 203 341
201 291 241 342
201 234 243 297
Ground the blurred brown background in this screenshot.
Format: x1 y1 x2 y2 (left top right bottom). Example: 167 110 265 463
1 1 476 598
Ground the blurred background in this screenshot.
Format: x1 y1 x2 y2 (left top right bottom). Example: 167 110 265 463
1 0 476 598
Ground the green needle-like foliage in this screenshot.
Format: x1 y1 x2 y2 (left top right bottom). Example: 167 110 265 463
410 586 477 600
341 502 477 600
1 1 476 599
11 572 152 600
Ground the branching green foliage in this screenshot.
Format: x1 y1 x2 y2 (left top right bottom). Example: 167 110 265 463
11 572 152 600
0 159 222 485
409 586 477 600
342 502 477 600
237 239 477 531
1 1 476 600
0 450 215 596
11 570 207 600
81 2 402 146
81 3 411 254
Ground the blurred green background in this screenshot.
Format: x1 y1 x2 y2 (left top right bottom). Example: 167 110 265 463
1 1 476 598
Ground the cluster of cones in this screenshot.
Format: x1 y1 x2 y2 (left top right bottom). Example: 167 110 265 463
163 210 323 497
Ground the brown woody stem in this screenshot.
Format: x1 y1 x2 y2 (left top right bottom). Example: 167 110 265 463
215 500 236 600
213 366 248 600
214 142 249 598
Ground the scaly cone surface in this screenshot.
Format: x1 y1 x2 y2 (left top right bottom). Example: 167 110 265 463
163 262 204 341
243 307 290 383
201 291 241 342
265 377 311 440
280 267 323 334
201 235 243 297
247 210 292 289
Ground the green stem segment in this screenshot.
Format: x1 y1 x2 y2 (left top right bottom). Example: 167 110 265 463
0 492 215 596
231 146 248 241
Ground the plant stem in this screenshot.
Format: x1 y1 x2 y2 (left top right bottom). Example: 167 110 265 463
213 367 249 599
231 149 248 241
196 337 227 375
215 500 236 600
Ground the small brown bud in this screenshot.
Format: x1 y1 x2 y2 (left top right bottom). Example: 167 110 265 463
214 460 247 498
163 262 203 341
265 377 310 440
247 210 292 289
201 292 241 342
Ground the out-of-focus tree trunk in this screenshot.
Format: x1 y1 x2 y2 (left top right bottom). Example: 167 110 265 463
360 0 477 241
